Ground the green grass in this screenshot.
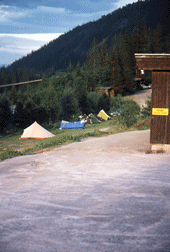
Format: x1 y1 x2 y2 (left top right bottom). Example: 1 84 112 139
0 117 151 162
145 148 165 154
130 117 151 131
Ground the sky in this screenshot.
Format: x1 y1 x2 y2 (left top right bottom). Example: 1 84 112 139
0 0 138 66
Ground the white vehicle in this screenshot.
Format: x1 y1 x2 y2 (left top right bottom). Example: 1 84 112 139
141 83 148 89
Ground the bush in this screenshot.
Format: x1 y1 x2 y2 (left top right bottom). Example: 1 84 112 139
87 92 110 115
110 94 124 111
86 92 100 114
97 93 110 113
118 112 138 128
122 99 140 115
109 95 140 127
141 97 151 118
61 88 78 121
0 100 13 133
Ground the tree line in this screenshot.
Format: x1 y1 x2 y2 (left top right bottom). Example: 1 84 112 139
8 0 170 72
0 18 169 132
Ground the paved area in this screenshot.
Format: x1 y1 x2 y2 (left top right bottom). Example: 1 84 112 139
0 130 170 252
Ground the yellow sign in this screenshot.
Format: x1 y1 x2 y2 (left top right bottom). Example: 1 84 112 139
152 108 169 116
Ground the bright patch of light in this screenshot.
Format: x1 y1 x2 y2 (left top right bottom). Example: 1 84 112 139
38 6 67 13
0 33 63 42
0 33 64 58
116 0 138 8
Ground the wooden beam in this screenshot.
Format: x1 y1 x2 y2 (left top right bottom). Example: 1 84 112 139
135 54 170 70
0 79 42 88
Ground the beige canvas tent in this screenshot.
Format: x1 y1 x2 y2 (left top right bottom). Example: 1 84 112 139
97 109 110 121
20 121 55 139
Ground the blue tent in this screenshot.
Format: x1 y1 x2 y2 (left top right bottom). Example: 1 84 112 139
60 120 85 129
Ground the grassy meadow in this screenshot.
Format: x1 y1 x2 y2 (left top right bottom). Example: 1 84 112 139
0 117 150 162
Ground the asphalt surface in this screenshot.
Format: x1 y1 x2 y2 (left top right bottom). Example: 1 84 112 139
0 129 170 252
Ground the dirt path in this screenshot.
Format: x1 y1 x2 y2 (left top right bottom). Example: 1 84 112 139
57 129 151 154
125 89 152 108
1 129 170 252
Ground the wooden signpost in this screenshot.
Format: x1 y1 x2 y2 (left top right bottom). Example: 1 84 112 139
135 53 170 152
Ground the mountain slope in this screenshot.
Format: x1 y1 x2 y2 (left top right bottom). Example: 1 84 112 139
9 0 170 73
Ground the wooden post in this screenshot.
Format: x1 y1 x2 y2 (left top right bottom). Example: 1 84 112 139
135 53 170 152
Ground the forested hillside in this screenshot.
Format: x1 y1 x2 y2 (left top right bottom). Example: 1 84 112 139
0 0 170 132
7 0 170 72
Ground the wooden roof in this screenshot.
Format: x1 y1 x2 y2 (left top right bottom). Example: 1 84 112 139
135 53 170 71
96 87 113 90
134 77 143 81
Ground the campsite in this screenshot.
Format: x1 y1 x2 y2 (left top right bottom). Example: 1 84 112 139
0 114 151 162
0 87 152 162
1 0 170 250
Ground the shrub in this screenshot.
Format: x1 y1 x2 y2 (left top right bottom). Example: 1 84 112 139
61 88 78 121
0 100 13 133
109 95 140 127
141 97 151 118
97 93 110 113
119 112 138 128
110 94 124 111
86 92 100 114
86 92 110 115
122 99 140 115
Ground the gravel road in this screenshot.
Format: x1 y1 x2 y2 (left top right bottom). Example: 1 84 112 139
0 129 170 252
125 89 152 108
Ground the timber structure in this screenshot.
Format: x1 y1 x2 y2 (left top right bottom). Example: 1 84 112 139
135 53 170 152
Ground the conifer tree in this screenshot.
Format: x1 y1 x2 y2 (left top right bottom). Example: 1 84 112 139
0 99 12 132
86 38 100 71
143 26 153 53
98 39 111 86
9 86 18 105
108 33 123 58
8 69 17 84
131 15 145 53
152 23 163 53
67 62 74 73
41 84 61 123
86 70 98 91
19 67 30 82
165 34 170 53
100 39 110 68
109 46 123 95
3 69 11 84
75 62 81 76
61 88 78 120
119 32 136 94
73 76 88 114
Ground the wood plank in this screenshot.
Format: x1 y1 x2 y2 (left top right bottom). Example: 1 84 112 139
135 54 170 70
167 73 170 143
150 72 170 144
0 79 42 88
136 59 170 70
